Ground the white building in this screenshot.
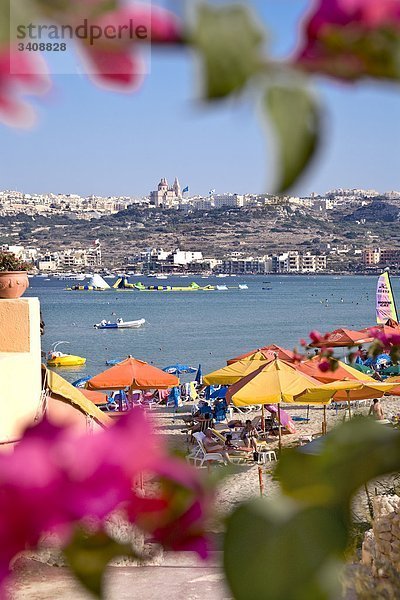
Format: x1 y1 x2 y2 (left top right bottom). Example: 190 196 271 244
173 250 203 266
213 194 244 209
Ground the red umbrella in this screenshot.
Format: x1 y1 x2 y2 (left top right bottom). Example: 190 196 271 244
227 344 295 365
309 327 373 348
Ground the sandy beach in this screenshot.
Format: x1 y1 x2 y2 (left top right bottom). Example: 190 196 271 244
152 396 400 521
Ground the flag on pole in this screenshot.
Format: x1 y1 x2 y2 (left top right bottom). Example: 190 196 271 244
182 186 189 194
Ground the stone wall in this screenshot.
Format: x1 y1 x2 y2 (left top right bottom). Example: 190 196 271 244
361 495 400 576
0 298 42 445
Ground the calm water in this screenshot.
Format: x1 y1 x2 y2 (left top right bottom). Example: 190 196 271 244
26 275 396 382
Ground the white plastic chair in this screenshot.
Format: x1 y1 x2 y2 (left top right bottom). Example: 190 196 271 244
186 432 226 468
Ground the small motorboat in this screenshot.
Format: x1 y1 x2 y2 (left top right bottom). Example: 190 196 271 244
94 318 146 330
47 341 86 367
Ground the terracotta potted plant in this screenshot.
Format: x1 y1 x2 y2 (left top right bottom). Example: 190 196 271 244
0 252 30 299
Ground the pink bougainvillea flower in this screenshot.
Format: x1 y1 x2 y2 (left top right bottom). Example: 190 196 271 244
0 409 209 596
78 3 182 90
0 49 50 127
41 1 182 91
309 330 323 344
150 500 211 559
318 358 332 372
295 0 400 80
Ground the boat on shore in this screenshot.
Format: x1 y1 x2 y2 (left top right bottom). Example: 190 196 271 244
94 318 146 330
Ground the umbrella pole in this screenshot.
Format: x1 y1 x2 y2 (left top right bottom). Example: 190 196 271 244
323 405 327 435
261 404 265 433
307 404 310 422
258 465 264 497
277 402 282 453
347 390 352 420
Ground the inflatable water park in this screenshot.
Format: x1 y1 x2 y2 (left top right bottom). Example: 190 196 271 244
67 275 248 292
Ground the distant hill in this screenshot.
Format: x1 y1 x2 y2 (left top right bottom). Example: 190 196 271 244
343 198 400 223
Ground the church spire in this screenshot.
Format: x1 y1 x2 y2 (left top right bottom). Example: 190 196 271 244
173 177 182 199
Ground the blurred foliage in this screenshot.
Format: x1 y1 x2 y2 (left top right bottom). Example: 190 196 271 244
63 527 135 598
266 86 321 192
192 3 265 100
224 419 400 600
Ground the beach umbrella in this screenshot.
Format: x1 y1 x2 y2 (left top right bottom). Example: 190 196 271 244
227 344 295 365
359 323 400 336
226 359 334 407
163 364 196 375
210 386 228 399
195 364 203 385
381 375 400 396
80 389 109 406
295 380 396 404
204 359 270 386
226 358 336 451
86 356 178 391
309 327 373 348
295 355 395 402
296 356 376 384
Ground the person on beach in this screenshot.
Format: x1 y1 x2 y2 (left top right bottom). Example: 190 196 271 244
240 419 259 451
203 429 232 463
369 398 384 421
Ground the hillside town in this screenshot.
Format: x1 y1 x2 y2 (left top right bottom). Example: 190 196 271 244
2 179 400 274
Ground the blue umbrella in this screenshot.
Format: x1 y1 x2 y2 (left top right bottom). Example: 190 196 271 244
195 364 203 385
210 386 228 399
205 385 215 400
163 364 196 375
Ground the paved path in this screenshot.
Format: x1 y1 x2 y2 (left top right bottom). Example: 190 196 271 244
12 554 232 600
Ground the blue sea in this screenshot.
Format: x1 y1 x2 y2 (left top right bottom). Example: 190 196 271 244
26 275 395 383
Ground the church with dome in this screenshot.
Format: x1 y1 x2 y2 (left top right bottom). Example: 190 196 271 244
150 177 182 208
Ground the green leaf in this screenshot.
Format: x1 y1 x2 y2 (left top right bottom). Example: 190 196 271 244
63 527 135 599
276 419 400 507
266 85 321 192
191 3 265 100
224 497 345 600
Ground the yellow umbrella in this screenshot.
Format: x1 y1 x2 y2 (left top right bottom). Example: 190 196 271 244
227 359 334 407
295 380 396 404
226 359 336 451
203 359 270 386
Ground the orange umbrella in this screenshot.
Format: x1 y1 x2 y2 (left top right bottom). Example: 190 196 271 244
295 356 393 401
309 327 373 348
227 344 295 365
382 376 400 396
87 356 179 391
359 324 400 337
295 355 375 384
80 389 109 406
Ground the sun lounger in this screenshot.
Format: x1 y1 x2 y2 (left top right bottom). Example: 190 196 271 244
186 432 226 467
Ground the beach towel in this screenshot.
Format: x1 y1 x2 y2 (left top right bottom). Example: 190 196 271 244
265 404 296 434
